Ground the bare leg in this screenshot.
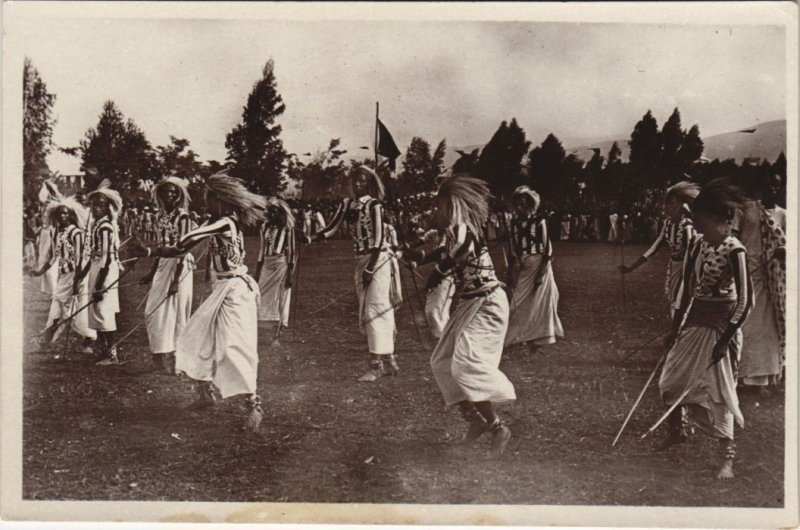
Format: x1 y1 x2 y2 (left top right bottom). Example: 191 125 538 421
358 353 385 382
187 381 217 410
717 438 735 480
653 406 688 452
474 401 511 457
244 394 264 432
457 401 488 443
96 332 119 365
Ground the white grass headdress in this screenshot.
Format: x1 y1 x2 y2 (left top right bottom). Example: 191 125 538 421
436 174 491 236
152 176 191 212
86 179 123 220
205 172 267 227
666 180 701 205
353 166 386 200
512 185 541 213
266 196 295 231
44 196 90 230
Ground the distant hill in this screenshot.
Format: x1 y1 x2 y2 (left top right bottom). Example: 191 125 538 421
562 119 786 164
443 120 786 169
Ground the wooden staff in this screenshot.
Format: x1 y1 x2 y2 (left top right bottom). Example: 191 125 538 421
612 351 667 447
639 362 713 440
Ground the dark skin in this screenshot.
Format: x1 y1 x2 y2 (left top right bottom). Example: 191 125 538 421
254 207 295 288
507 195 546 289
351 171 382 288
73 196 113 303
139 184 183 296
309 171 380 286
680 211 730 365
619 195 683 274
130 192 226 261
29 208 80 299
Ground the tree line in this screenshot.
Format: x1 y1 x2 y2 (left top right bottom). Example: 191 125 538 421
23 56 787 210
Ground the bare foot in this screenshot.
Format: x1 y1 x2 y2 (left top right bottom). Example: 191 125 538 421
490 424 512 458
244 408 263 432
716 460 734 480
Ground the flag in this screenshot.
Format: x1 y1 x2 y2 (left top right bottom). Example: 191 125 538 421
377 119 401 171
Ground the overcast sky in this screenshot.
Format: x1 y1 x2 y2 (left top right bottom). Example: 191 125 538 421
15 18 786 171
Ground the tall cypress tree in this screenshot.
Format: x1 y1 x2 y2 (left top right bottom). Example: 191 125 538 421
23 58 57 201
679 124 705 172
80 100 158 191
527 133 566 200
660 108 685 184
476 118 530 199
225 59 288 194
628 110 662 189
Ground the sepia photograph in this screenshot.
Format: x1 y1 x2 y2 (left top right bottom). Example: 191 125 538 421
1 1 797 527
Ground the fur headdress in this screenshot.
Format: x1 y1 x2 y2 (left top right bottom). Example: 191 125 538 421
44 196 90 230
152 176 191 212
205 172 267 227
666 180 701 205
435 174 491 236
86 179 123 220
512 185 541 213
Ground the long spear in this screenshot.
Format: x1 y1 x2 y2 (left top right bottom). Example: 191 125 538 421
612 350 668 447
639 362 713 440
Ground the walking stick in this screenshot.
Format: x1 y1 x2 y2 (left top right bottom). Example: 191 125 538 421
639 362 713 440
612 351 668 447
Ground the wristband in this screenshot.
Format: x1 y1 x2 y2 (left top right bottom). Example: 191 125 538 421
364 269 374 276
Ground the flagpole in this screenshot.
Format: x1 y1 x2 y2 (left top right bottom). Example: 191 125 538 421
374 101 380 169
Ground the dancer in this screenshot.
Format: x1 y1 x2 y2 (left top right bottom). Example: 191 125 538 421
130 172 266 431
619 181 699 317
255 197 297 331
405 174 515 457
731 176 786 390
505 186 564 351
79 181 123 365
27 196 97 352
607 211 619 243
36 179 61 296
311 166 402 382
656 178 753 480
419 226 456 340
140 177 195 374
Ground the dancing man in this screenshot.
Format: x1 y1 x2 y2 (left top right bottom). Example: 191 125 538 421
79 181 124 365
405 175 515 457
505 186 564 351
619 181 699 318
140 177 195 374
656 178 753 480
255 197 297 334
130 172 266 431
731 176 786 391
28 195 97 352
311 166 402 382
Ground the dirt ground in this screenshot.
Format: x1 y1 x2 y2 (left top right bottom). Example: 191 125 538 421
21 238 784 506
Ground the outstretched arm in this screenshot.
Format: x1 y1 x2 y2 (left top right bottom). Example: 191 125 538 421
312 199 348 242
